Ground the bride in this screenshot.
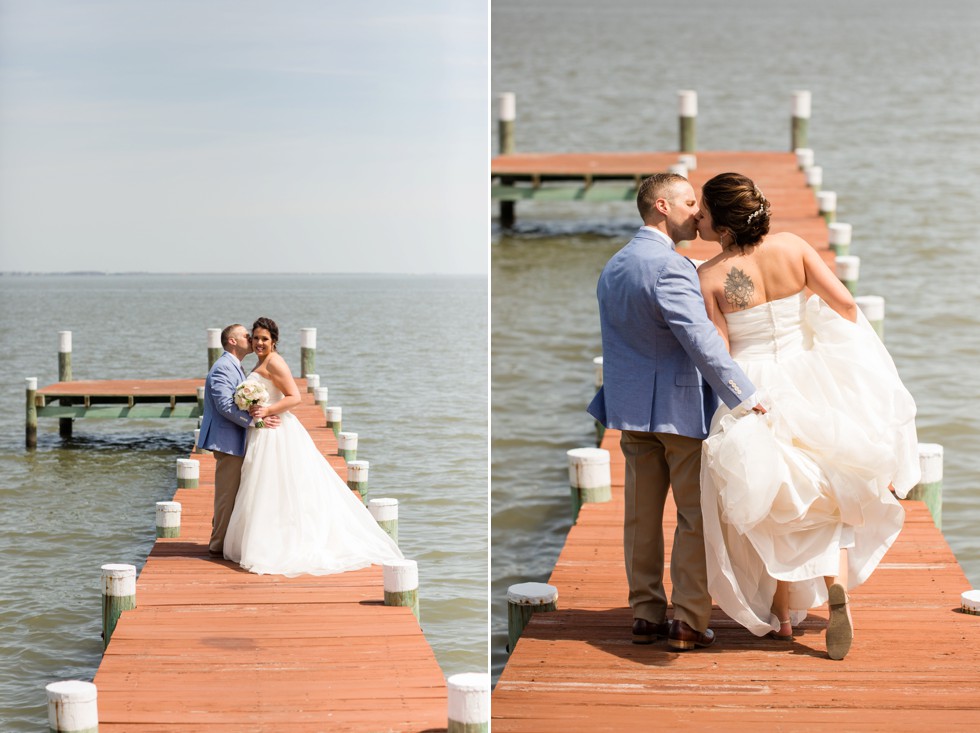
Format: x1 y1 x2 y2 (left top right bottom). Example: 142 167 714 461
694 173 919 659
223 316 403 576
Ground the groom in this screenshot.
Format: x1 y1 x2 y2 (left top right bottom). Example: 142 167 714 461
198 323 279 556
588 173 762 650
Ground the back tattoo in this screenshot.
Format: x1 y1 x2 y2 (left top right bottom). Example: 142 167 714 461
724 267 755 309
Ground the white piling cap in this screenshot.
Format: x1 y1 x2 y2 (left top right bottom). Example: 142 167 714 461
507 582 558 605
26 377 37 391
828 222 853 246
498 92 516 122
58 331 72 353
155 501 182 527
305 373 320 390
101 563 136 597
792 90 812 118
678 89 698 117
196 385 205 399
795 147 814 169
817 190 837 212
348 460 369 479
835 255 860 280
918 443 944 482
338 431 358 449
678 153 697 171
326 406 342 421
805 165 823 187
667 163 688 179
383 559 418 592
567 447 611 489
447 672 490 725
369 497 398 522
47 680 98 730
176 458 200 479
313 387 329 402
855 295 885 322
207 328 221 349
961 589 980 615
300 327 317 349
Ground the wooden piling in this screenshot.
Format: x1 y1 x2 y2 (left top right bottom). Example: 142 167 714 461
58 330 74 438
314 386 329 414
507 582 558 653
447 673 490 733
155 501 181 539
835 254 860 294
305 372 319 394
906 443 943 529
326 405 342 437
567 447 612 522
101 563 136 650
338 431 358 461
383 559 420 623
498 92 517 227
791 90 811 150
678 90 697 153
46 680 99 733
795 147 814 171
176 458 199 489
818 190 837 223
347 459 369 500
369 497 399 543
207 328 221 370
828 222 852 256
856 295 885 340
300 328 316 378
26 377 37 449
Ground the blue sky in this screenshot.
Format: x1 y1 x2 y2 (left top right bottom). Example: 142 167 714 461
0 1 488 274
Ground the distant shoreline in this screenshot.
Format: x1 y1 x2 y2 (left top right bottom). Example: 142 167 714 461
0 271 486 278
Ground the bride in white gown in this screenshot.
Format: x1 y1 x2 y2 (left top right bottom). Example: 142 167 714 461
694 173 919 659
223 317 403 576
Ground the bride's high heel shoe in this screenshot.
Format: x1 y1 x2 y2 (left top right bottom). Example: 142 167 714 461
768 618 793 642
826 583 853 660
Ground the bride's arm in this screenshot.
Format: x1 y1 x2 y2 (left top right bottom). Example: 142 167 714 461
253 354 303 418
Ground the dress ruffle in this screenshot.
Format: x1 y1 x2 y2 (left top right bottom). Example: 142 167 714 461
701 293 919 636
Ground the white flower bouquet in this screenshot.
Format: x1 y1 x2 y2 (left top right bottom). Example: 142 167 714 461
234 380 270 428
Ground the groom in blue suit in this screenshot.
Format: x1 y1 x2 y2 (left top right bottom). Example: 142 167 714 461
198 323 279 556
588 173 761 650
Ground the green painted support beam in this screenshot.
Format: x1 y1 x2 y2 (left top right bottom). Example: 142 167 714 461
36 404 202 419
492 184 639 202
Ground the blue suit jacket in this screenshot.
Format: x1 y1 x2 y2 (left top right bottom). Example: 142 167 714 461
198 351 252 457
587 227 756 440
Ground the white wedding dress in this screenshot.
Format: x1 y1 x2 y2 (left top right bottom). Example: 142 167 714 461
223 374 403 576
701 292 919 636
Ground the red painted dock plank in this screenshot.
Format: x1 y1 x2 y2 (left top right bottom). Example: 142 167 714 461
492 429 980 730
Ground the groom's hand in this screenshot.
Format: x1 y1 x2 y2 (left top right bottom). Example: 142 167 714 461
751 403 767 414
263 414 281 428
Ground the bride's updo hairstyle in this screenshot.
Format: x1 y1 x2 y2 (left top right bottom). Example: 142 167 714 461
251 316 279 350
700 172 771 250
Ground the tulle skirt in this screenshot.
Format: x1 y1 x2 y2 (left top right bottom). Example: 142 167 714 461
224 412 403 576
701 296 919 636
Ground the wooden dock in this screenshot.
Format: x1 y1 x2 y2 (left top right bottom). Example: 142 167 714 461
80 382 448 731
492 151 831 261
492 428 980 730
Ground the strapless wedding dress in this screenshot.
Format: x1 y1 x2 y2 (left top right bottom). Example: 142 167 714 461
223 374 403 576
700 292 919 636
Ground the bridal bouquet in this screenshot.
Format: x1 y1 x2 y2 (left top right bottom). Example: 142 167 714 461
234 380 270 428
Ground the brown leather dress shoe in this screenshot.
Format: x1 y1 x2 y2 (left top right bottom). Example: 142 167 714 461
667 619 716 650
632 618 670 644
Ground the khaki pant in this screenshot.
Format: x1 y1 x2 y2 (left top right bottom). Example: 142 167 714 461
621 430 711 632
210 450 244 554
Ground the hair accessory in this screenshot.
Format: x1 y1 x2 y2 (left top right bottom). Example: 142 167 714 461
746 203 766 225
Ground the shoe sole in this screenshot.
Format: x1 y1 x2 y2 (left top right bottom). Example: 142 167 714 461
827 583 853 660
667 639 695 651
632 635 655 645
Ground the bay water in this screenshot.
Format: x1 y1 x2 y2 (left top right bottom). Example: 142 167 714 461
491 0 980 682
0 273 487 730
